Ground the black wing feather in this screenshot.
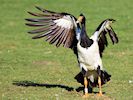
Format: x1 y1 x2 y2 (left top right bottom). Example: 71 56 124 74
107 27 119 44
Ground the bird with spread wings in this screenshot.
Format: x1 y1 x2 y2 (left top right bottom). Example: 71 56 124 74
26 6 118 98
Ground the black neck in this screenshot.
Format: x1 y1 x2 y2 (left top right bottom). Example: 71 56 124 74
80 23 93 48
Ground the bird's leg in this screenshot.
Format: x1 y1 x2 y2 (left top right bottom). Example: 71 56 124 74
98 76 103 96
97 66 103 96
82 77 89 98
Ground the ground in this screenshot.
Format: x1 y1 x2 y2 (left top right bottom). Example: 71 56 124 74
0 0 133 100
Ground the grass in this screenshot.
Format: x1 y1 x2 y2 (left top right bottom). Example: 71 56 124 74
0 0 133 99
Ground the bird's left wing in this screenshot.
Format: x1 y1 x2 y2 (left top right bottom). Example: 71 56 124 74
26 6 78 48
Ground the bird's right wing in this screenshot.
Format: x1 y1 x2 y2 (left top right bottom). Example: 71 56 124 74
92 19 119 57
98 26 118 57
26 6 79 48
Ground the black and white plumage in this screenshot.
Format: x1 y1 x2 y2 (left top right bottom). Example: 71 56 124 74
26 6 119 97
74 15 118 97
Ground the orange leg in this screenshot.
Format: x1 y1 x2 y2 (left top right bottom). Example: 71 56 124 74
82 77 89 98
97 76 103 96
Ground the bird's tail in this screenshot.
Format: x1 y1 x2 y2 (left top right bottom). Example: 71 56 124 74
99 70 111 86
74 70 111 87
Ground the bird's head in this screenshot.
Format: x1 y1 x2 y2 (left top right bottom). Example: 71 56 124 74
104 19 116 29
76 13 86 24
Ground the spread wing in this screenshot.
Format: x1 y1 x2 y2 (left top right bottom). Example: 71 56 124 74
25 6 78 48
98 25 119 57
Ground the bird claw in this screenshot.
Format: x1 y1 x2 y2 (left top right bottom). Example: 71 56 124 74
82 93 89 98
97 92 103 96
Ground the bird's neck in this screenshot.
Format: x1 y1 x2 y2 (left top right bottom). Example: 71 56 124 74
79 23 93 48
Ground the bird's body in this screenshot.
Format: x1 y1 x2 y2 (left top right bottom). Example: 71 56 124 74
77 37 103 71
26 6 119 97
77 39 102 82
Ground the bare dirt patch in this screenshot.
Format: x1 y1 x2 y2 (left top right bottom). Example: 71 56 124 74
32 60 60 66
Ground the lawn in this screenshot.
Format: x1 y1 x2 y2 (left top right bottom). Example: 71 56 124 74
0 0 133 100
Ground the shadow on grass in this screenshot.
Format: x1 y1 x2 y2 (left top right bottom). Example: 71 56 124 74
13 80 75 91
12 81 105 94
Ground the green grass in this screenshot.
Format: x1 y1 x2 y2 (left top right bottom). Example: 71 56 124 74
0 0 133 99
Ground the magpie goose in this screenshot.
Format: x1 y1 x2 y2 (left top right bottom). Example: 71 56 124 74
26 6 118 97
75 15 118 97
